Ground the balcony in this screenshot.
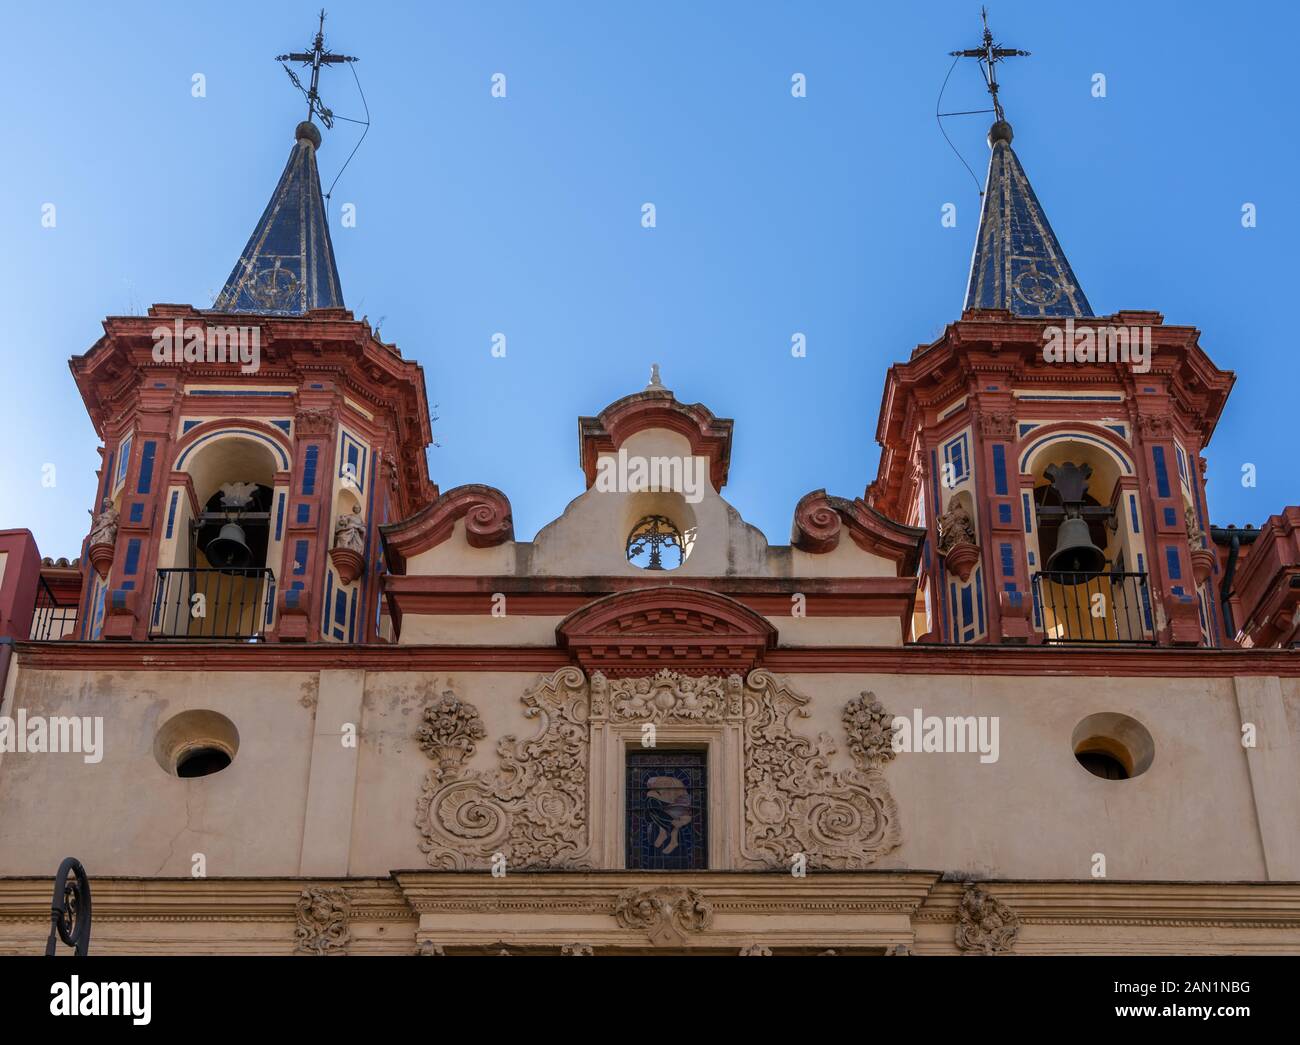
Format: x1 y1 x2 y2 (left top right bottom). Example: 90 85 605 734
148 568 276 641
1031 570 1156 645
29 576 78 641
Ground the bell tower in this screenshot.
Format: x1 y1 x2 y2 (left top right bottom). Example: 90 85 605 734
68 17 435 644
868 17 1234 648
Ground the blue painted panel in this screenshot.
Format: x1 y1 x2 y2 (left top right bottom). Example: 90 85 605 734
992 444 1008 495
123 538 141 576
165 492 179 538
137 441 156 494
302 445 318 495
1153 446 1171 498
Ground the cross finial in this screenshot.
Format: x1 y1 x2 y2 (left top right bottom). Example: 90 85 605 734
277 9 359 130
949 7 1029 124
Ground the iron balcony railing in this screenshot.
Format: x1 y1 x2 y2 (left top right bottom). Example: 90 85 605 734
1031 570 1157 645
148 568 275 641
29 575 78 641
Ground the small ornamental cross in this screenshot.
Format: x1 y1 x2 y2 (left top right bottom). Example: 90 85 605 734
278 9 358 129
949 6 1030 122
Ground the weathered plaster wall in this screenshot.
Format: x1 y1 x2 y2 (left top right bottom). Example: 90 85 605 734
3 661 1294 883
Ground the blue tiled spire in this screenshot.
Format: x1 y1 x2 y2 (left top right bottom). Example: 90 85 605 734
214 121 343 315
964 121 1093 318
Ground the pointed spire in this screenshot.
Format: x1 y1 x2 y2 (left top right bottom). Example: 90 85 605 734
964 120 1093 318
213 121 344 315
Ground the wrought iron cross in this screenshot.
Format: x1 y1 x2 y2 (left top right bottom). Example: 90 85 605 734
278 9 358 129
949 7 1029 123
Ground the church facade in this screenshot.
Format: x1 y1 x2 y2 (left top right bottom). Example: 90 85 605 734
1 101 1299 955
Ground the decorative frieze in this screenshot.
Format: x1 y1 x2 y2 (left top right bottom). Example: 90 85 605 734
415 667 902 872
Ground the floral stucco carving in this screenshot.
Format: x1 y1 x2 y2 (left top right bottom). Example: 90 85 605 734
416 666 590 870
593 668 742 723
417 689 487 782
954 882 1020 955
842 692 899 772
415 666 900 872
294 888 350 956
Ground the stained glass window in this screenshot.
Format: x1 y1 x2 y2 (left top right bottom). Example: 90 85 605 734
626 750 707 870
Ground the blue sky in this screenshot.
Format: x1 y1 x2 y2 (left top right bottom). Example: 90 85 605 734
1 0 1296 558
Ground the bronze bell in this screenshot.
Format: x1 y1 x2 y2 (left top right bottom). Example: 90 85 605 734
1047 516 1107 580
205 522 253 570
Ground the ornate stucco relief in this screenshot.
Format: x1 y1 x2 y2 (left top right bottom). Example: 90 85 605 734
415 667 901 872
955 882 1021 955
416 667 591 869
293 887 351 955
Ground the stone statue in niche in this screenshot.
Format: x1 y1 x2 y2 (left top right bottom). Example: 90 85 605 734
328 504 368 583
1185 505 1207 550
333 504 366 553
87 498 119 547
937 500 976 553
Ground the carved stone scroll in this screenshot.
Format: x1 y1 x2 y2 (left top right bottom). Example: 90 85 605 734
416 666 591 870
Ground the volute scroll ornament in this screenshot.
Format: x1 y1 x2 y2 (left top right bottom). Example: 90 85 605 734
416 667 591 870
740 670 901 870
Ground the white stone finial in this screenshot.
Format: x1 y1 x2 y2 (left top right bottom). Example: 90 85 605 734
646 363 663 390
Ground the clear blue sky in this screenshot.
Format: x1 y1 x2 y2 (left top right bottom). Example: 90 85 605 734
1 0 1295 558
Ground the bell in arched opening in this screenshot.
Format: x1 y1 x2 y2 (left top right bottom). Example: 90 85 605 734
1041 462 1109 584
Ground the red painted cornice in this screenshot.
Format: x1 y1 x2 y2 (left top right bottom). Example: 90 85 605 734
15 640 1297 677
381 573 917 620
577 388 733 491
379 484 514 574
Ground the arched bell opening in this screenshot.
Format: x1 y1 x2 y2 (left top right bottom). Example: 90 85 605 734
1023 437 1152 645
152 433 282 640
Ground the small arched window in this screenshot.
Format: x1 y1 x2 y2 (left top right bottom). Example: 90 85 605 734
626 515 684 571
